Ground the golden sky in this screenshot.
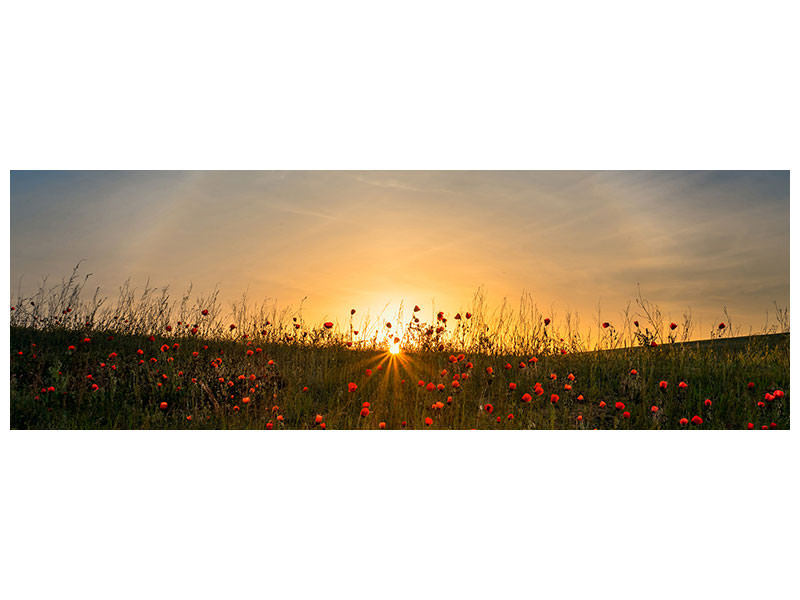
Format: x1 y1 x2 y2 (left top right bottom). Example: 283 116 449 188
10 171 790 337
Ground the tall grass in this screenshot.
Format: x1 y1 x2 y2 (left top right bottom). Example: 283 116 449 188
9 266 790 430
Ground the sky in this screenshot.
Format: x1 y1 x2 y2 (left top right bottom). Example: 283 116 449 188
9 171 790 336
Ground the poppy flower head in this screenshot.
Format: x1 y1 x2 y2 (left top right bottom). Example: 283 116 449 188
426 382 436 392
658 381 668 391
465 312 472 319
528 357 538 364
602 322 610 329
633 320 639 327
670 322 678 330
413 305 421 312
679 417 689 426
348 382 358 393
615 401 625 411
484 403 494 414
379 422 386 429
360 407 370 418
425 417 433 426
576 394 584 401
324 322 334 329
630 369 638 376
159 401 167 410
544 318 550 326
598 401 607 408
486 366 494 375
718 322 726 329
747 382 755 390
704 399 712 408
774 390 784 398
622 411 630 419
747 422 754 429
691 415 703 426
521 393 532 403
315 414 323 424
509 382 517 391
651 405 659 413
576 415 583 422
678 381 688 389
550 394 559 404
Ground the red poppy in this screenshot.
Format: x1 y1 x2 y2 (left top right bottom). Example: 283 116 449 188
413 305 421 312
598 401 606 408
484 403 494 414
576 394 584 401
324 322 334 329
670 322 677 330
385 322 392 328
633 320 639 327
486 366 494 375
577 415 583 422
770 422 777 429
615 401 625 411
622 411 630 419
446 396 453 404
774 390 784 398
602 322 610 328
564 384 572 391
678 381 688 389
765 393 774 402
362 401 370 408
360 407 370 418
544 318 550 326
747 422 754 429
230 324 236 330
630 369 638 376
509 382 517 391
465 312 472 319
651 405 659 413
679 417 689 426
437 383 445 391
201 309 209 316
761 425 768 430
521 393 532 403
528 357 538 364
265 422 274 430
425 417 433 426
68 345 76 352
426 382 436 392
658 381 668 391
650 341 658 347
451 380 460 388
379 422 386 429
348 382 358 393
747 382 755 390
320 423 326 429
691 415 703 425
757 401 766 408
704 399 712 408
549 373 557 380
718 322 726 329
507 413 514 420
159 401 167 410
454 313 461 320
550 394 559 404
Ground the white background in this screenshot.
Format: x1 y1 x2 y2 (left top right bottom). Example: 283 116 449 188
1 1 797 599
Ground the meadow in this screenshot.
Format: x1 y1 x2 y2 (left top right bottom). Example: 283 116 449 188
9 270 790 430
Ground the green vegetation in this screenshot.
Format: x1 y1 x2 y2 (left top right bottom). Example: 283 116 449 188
10 326 788 430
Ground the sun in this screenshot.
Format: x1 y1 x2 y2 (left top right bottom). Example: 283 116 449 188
389 340 401 355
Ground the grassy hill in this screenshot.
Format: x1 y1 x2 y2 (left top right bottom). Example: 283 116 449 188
10 326 789 430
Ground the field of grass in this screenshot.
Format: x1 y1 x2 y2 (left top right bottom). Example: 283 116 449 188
10 324 789 430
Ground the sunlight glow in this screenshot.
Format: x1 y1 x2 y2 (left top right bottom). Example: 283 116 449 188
389 341 401 355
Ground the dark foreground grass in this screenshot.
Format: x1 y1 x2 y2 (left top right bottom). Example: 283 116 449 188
10 326 789 430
